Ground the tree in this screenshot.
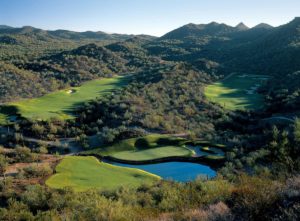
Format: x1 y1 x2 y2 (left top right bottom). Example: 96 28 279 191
0 154 8 179
15 146 34 163
293 118 300 145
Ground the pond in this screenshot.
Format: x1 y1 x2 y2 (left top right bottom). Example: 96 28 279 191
106 161 217 182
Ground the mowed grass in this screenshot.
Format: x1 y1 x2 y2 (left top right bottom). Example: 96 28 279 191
46 156 160 192
205 73 269 110
112 146 193 161
86 134 194 161
0 76 129 123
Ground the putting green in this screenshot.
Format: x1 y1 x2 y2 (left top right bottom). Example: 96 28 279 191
112 145 194 161
86 134 194 161
0 75 129 123
205 73 269 110
46 156 160 192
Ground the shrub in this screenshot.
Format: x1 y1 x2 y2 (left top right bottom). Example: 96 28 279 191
23 164 52 178
135 138 150 149
38 146 48 154
230 174 282 220
15 146 35 163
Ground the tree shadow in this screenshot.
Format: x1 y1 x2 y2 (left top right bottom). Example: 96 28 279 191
62 75 133 116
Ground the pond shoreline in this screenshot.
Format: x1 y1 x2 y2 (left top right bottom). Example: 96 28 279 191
78 153 225 170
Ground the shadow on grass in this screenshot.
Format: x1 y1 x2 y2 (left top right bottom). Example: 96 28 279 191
0 105 21 124
62 75 133 117
0 75 133 123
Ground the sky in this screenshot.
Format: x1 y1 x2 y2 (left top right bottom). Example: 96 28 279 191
0 0 299 36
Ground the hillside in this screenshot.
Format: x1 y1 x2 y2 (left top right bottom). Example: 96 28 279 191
145 18 300 76
0 25 133 41
1 17 300 221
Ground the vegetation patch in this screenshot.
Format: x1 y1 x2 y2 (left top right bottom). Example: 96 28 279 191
0 76 129 123
46 156 160 192
204 73 269 110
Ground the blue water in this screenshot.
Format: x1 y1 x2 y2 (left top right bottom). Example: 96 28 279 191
107 161 216 182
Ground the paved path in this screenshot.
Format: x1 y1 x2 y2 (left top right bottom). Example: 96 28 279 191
220 72 236 81
262 116 295 124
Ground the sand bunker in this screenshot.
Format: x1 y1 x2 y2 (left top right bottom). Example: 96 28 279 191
238 74 249 78
66 89 76 94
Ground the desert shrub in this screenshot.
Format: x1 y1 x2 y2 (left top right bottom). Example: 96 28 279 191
23 164 52 178
272 175 300 220
0 199 34 221
196 178 233 205
21 185 49 211
14 146 36 163
38 146 48 154
160 202 233 221
229 174 282 220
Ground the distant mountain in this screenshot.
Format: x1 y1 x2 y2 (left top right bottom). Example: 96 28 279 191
0 25 157 62
145 17 300 75
253 23 274 29
0 25 13 29
235 22 249 31
160 22 237 40
239 17 300 74
0 26 133 41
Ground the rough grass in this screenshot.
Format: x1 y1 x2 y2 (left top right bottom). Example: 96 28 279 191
0 76 129 123
86 134 194 161
205 73 269 110
0 114 7 125
46 156 160 192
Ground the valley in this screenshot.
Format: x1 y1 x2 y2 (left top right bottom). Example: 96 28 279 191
0 14 300 221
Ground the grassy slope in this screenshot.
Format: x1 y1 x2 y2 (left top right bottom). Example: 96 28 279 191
46 156 160 192
86 134 194 161
0 76 129 123
204 74 269 110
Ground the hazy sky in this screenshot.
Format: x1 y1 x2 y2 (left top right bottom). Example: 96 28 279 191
1 0 299 36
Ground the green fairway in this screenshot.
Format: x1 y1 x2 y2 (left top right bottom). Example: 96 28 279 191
46 156 160 192
0 76 129 123
204 73 269 110
112 145 194 161
86 134 194 161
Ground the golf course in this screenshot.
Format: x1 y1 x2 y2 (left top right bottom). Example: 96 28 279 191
0 75 130 124
46 156 160 192
46 134 225 189
205 73 269 110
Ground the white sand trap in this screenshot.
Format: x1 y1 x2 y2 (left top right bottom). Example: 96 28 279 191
238 74 249 78
66 89 76 94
